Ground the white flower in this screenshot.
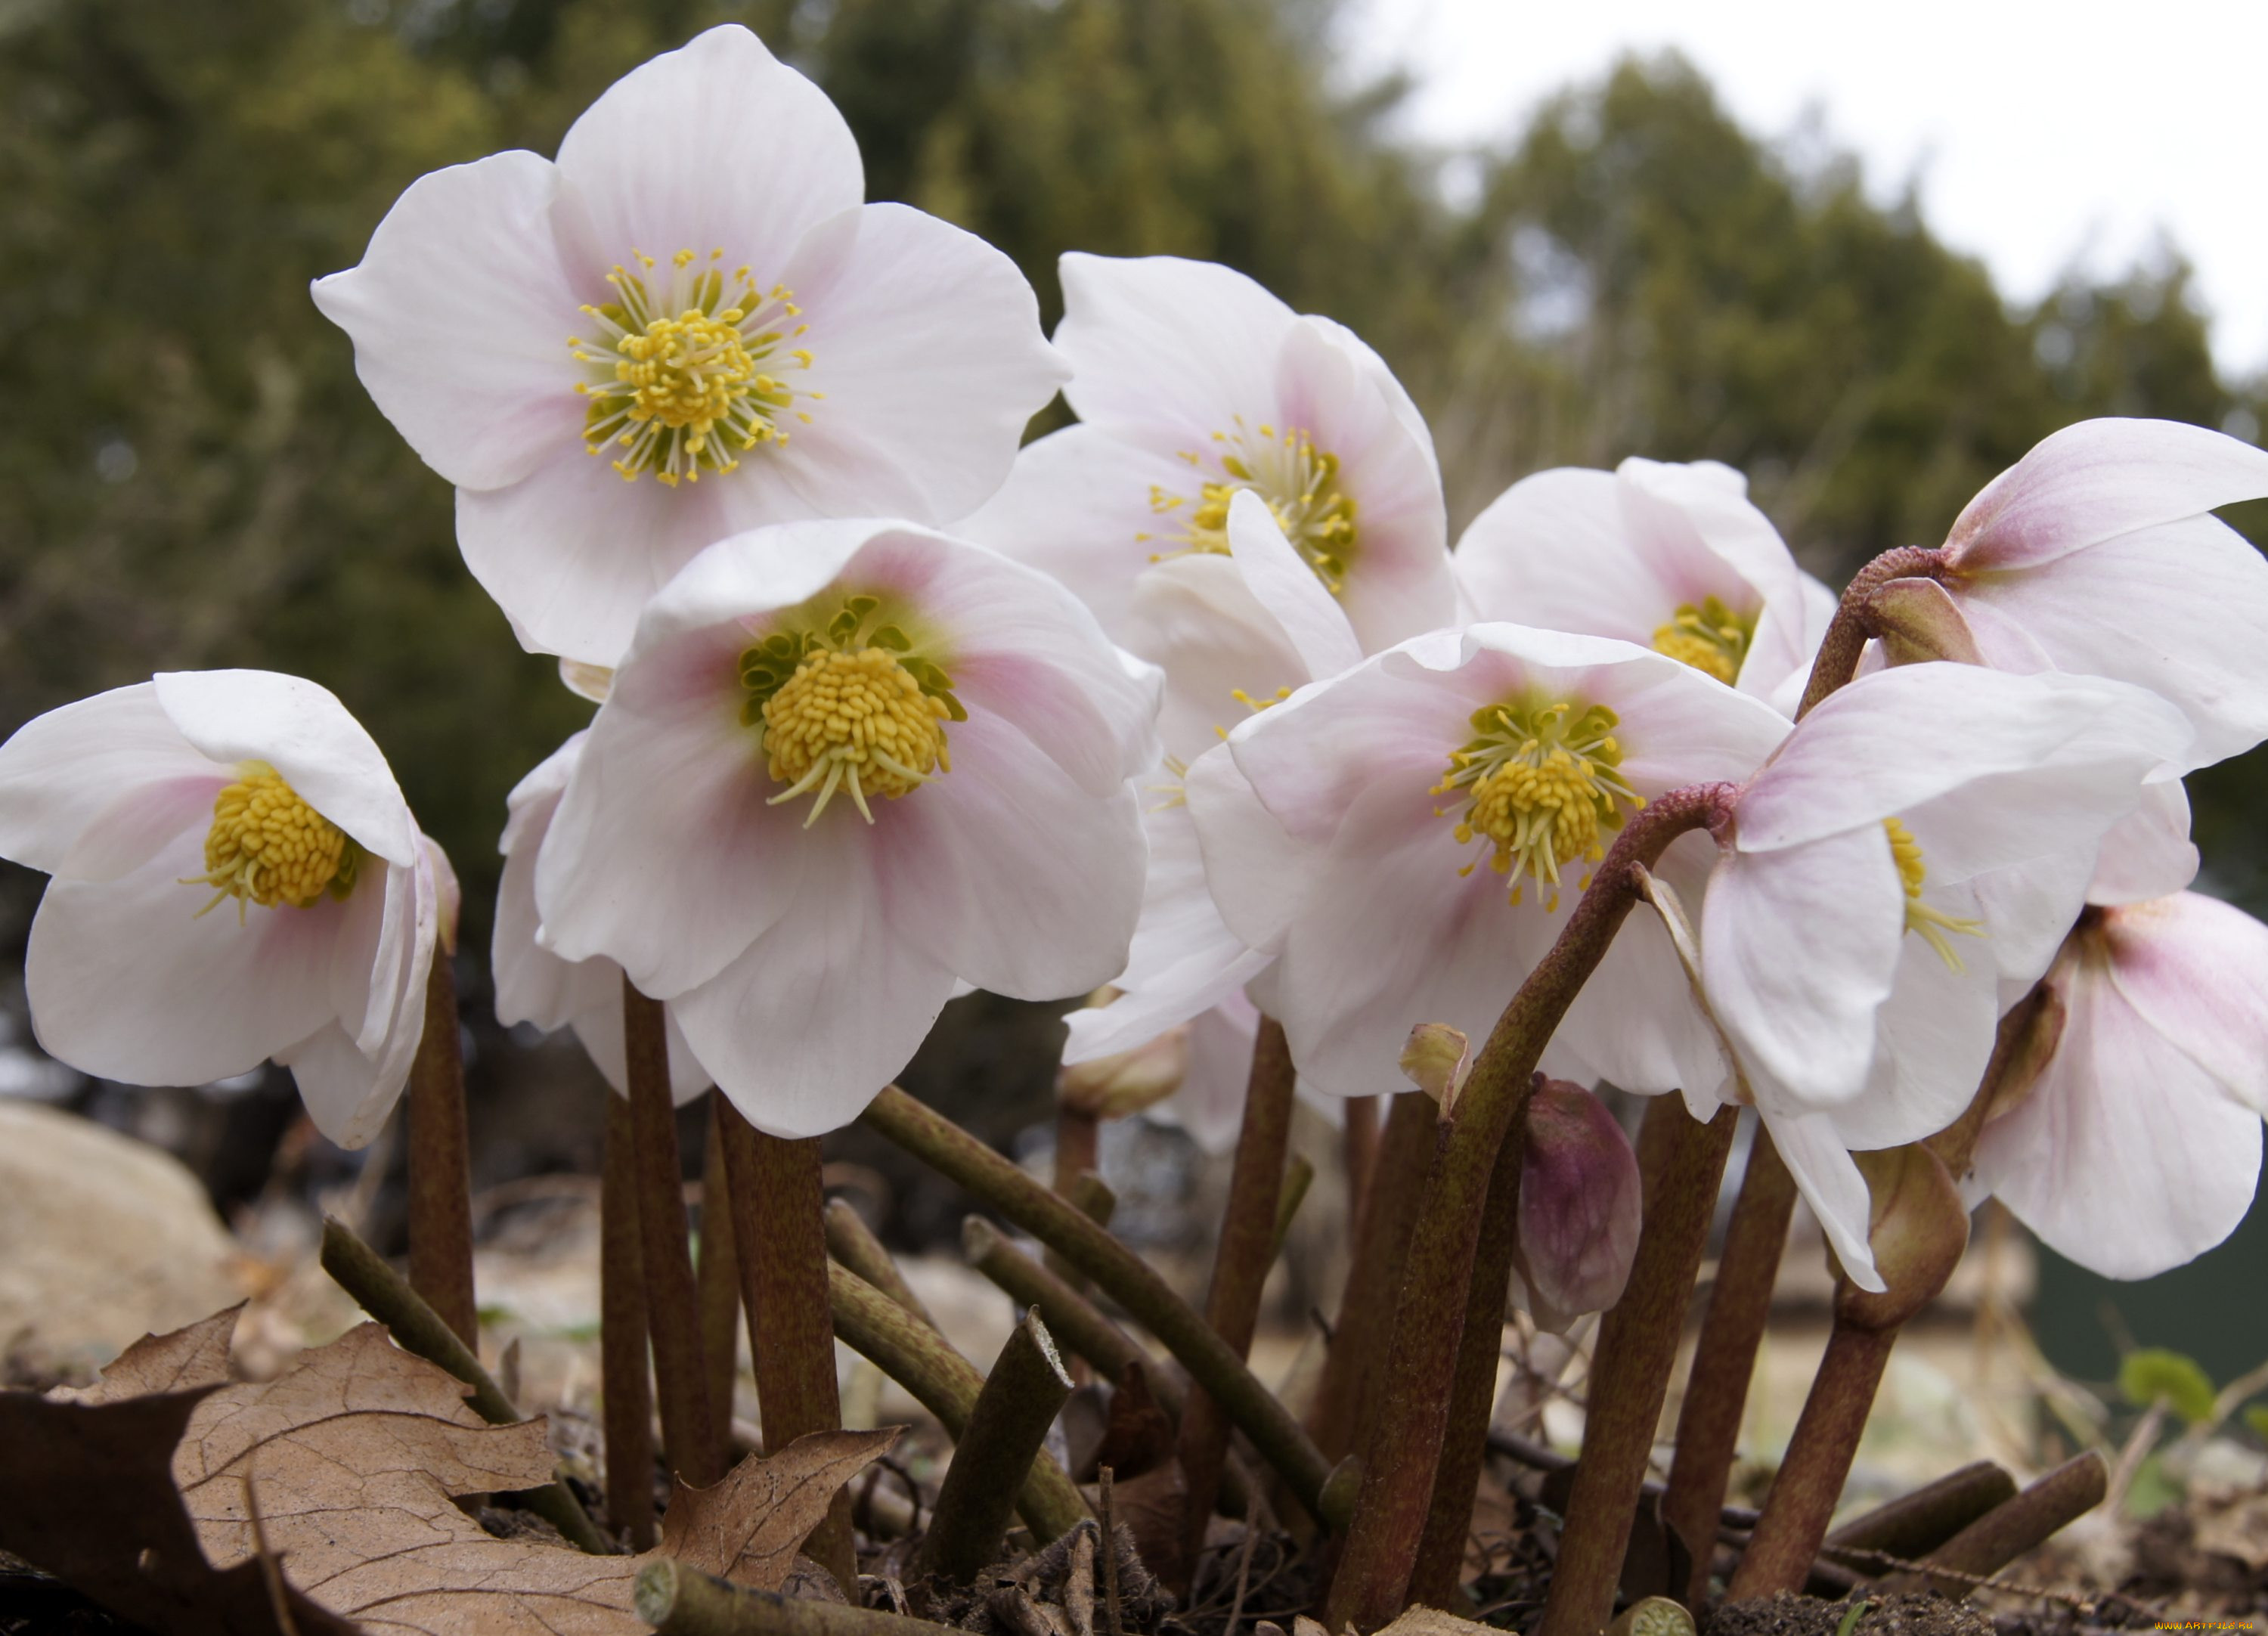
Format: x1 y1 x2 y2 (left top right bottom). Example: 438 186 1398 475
962 254 1456 652
1453 457 1827 708
1924 417 2268 768
1970 891 2268 1278
313 24 1066 668
494 732 710 1105
1188 624 1792 1100
0 671 441 1147
531 519 1158 1138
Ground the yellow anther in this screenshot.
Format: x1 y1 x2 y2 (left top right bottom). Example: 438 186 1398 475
1145 416 1357 593
1435 698 1637 906
1650 595 1756 686
761 648 952 827
1882 816 1986 971
182 765 359 921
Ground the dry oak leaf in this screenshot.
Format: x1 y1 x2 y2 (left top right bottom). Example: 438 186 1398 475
51 1300 242 1404
662 1425 903 1585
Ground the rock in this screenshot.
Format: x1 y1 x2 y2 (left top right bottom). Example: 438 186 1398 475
0 1102 243 1368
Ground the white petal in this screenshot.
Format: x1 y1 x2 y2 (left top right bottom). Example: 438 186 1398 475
1225 489 1362 678
1947 417 2268 573
1765 1106 1885 1292
1127 553 1315 765
2101 891 2268 1114
550 25 863 286
768 203 1064 525
1454 467 1659 638
1186 741 1321 954
1558 832 1731 1099
0 683 225 880
1830 900 2003 1149
493 739 619 1035
2087 780 2198 906
285 848 436 1148
152 671 417 865
569 993 714 1105
1153 1002 1265 1157
1055 253 1297 445
311 150 582 491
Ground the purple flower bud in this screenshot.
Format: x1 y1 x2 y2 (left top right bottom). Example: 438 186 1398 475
1513 1080 1643 1333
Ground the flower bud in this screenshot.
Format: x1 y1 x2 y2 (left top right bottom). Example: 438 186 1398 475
1058 992 1191 1120
1866 575 1982 666
1511 1080 1644 1334
1834 1142 1969 1331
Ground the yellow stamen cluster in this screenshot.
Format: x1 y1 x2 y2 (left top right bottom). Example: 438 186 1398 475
1650 595 1755 686
1434 699 1641 911
570 248 818 487
761 648 953 826
1882 816 1987 971
1141 417 1357 592
184 765 358 919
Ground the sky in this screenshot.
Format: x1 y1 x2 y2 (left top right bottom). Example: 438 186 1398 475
1342 0 2268 378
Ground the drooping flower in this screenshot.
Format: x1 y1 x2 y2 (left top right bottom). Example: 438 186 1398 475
313 24 1066 668
1453 457 1830 708
494 732 710 1104
0 671 442 1147
962 253 1457 652
531 519 1157 1138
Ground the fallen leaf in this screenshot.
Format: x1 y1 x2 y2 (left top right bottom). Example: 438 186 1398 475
51 1302 242 1405
1089 1365 1174 1482
662 1425 903 1588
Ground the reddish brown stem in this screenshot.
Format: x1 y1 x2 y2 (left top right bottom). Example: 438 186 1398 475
1341 1094 1380 1223
1662 1121 1798 1603
1048 1104 1102 1298
1176 1016 1299 1570
1873 1452 2107 1596
1796 545 1950 717
624 981 720 1489
1726 1323 1898 1598
601 1089 656 1551
1538 1098 1739 1636
1325 785 1737 1634
715 1098 856 1594
406 954 477 1348
698 1094 742 1442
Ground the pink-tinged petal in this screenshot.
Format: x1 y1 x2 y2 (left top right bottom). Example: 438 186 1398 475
311 151 582 491
0 683 225 880
1974 959 2263 1278
1954 513 2268 769
1957 843 2097 990
494 736 617 1034
1765 1106 1885 1292
1127 553 1314 764
768 203 1064 525
550 25 863 285
877 709 1146 1002
1558 832 1732 1099
1616 458 1809 694
957 425 1201 640
1153 1002 1266 1157
1829 903 2003 1149
1563 639 1790 792
1272 320 1455 649
668 832 959 1139
1225 490 1363 678
627 517 890 661
2101 892 2268 1114
534 621 801 996
1701 827 1907 1110
26 832 346 1087
1454 468 1661 638
1186 741 1321 954
2087 780 2198 906
1947 417 2268 573
1300 316 1441 488
1734 663 2184 856
1055 253 1297 445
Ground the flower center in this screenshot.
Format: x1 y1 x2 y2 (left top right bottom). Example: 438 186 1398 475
1882 816 1986 971
570 249 818 488
740 596 964 827
1141 417 1357 592
183 765 360 919
1433 699 1641 910
1650 596 1755 686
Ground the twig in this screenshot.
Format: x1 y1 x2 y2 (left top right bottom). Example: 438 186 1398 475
637 1562 959 1636
1222 1510 1261 1636
913 1312 1077 1583
318 1216 609 1554
826 1198 937 1328
405 955 478 1346
1825 1461 2019 1563
601 1088 657 1551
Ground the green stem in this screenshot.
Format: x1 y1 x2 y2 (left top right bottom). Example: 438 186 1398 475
1795 545 1949 717
638 1561 956 1636
1823 1461 2016 1568
1725 1324 1898 1598
959 1216 1184 1417
912 1312 1077 1583
1325 785 1737 1634
1538 1100 1738 1636
601 1089 656 1550
1271 1153 1316 1260
858 1084 1335 1521
1873 1453 2106 1597
824 1197 936 1328
405 953 478 1348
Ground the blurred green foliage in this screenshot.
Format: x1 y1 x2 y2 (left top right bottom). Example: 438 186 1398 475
2 0 2263 973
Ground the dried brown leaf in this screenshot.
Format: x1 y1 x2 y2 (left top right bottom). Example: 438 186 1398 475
662 1425 903 1588
1089 1365 1174 1482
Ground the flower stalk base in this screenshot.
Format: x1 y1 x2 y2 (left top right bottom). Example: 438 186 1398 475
406 954 478 1348
601 1088 657 1549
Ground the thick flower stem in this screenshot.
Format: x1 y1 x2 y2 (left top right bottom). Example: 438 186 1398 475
1176 1015 1299 1565
1408 1120 1527 1608
714 1098 854 1594
698 1095 742 1443
912 1312 1077 1583
1272 1154 1316 1258
602 1089 658 1550
1342 1095 1380 1222
406 954 478 1349
1309 1091 1436 1465
825 1198 937 1327
1725 1324 1898 1598
960 1216 1186 1418
857 1084 1337 1522
624 982 721 1489
1795 545 1950 717
1538 1100 1740 1636
1873 1452 2106 1596
1049 1104 1103 1294
826 1260 1089 1541
1326 785 1738 1635
1662 1123 1798 1603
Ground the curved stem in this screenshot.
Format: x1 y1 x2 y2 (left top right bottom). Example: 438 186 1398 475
1795 545 1949 718
825 1198 936 1328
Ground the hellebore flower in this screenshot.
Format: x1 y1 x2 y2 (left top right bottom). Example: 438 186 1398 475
0 671 442 1147
1969 891 2268 1278
1513 1078 1645 1332
314 24 1065 668
962 253 1456 652
1190 623 1792 1100
1902 417 2268 768
494 732 710 1104
531 518 1157 1138
1454 457 1829 707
